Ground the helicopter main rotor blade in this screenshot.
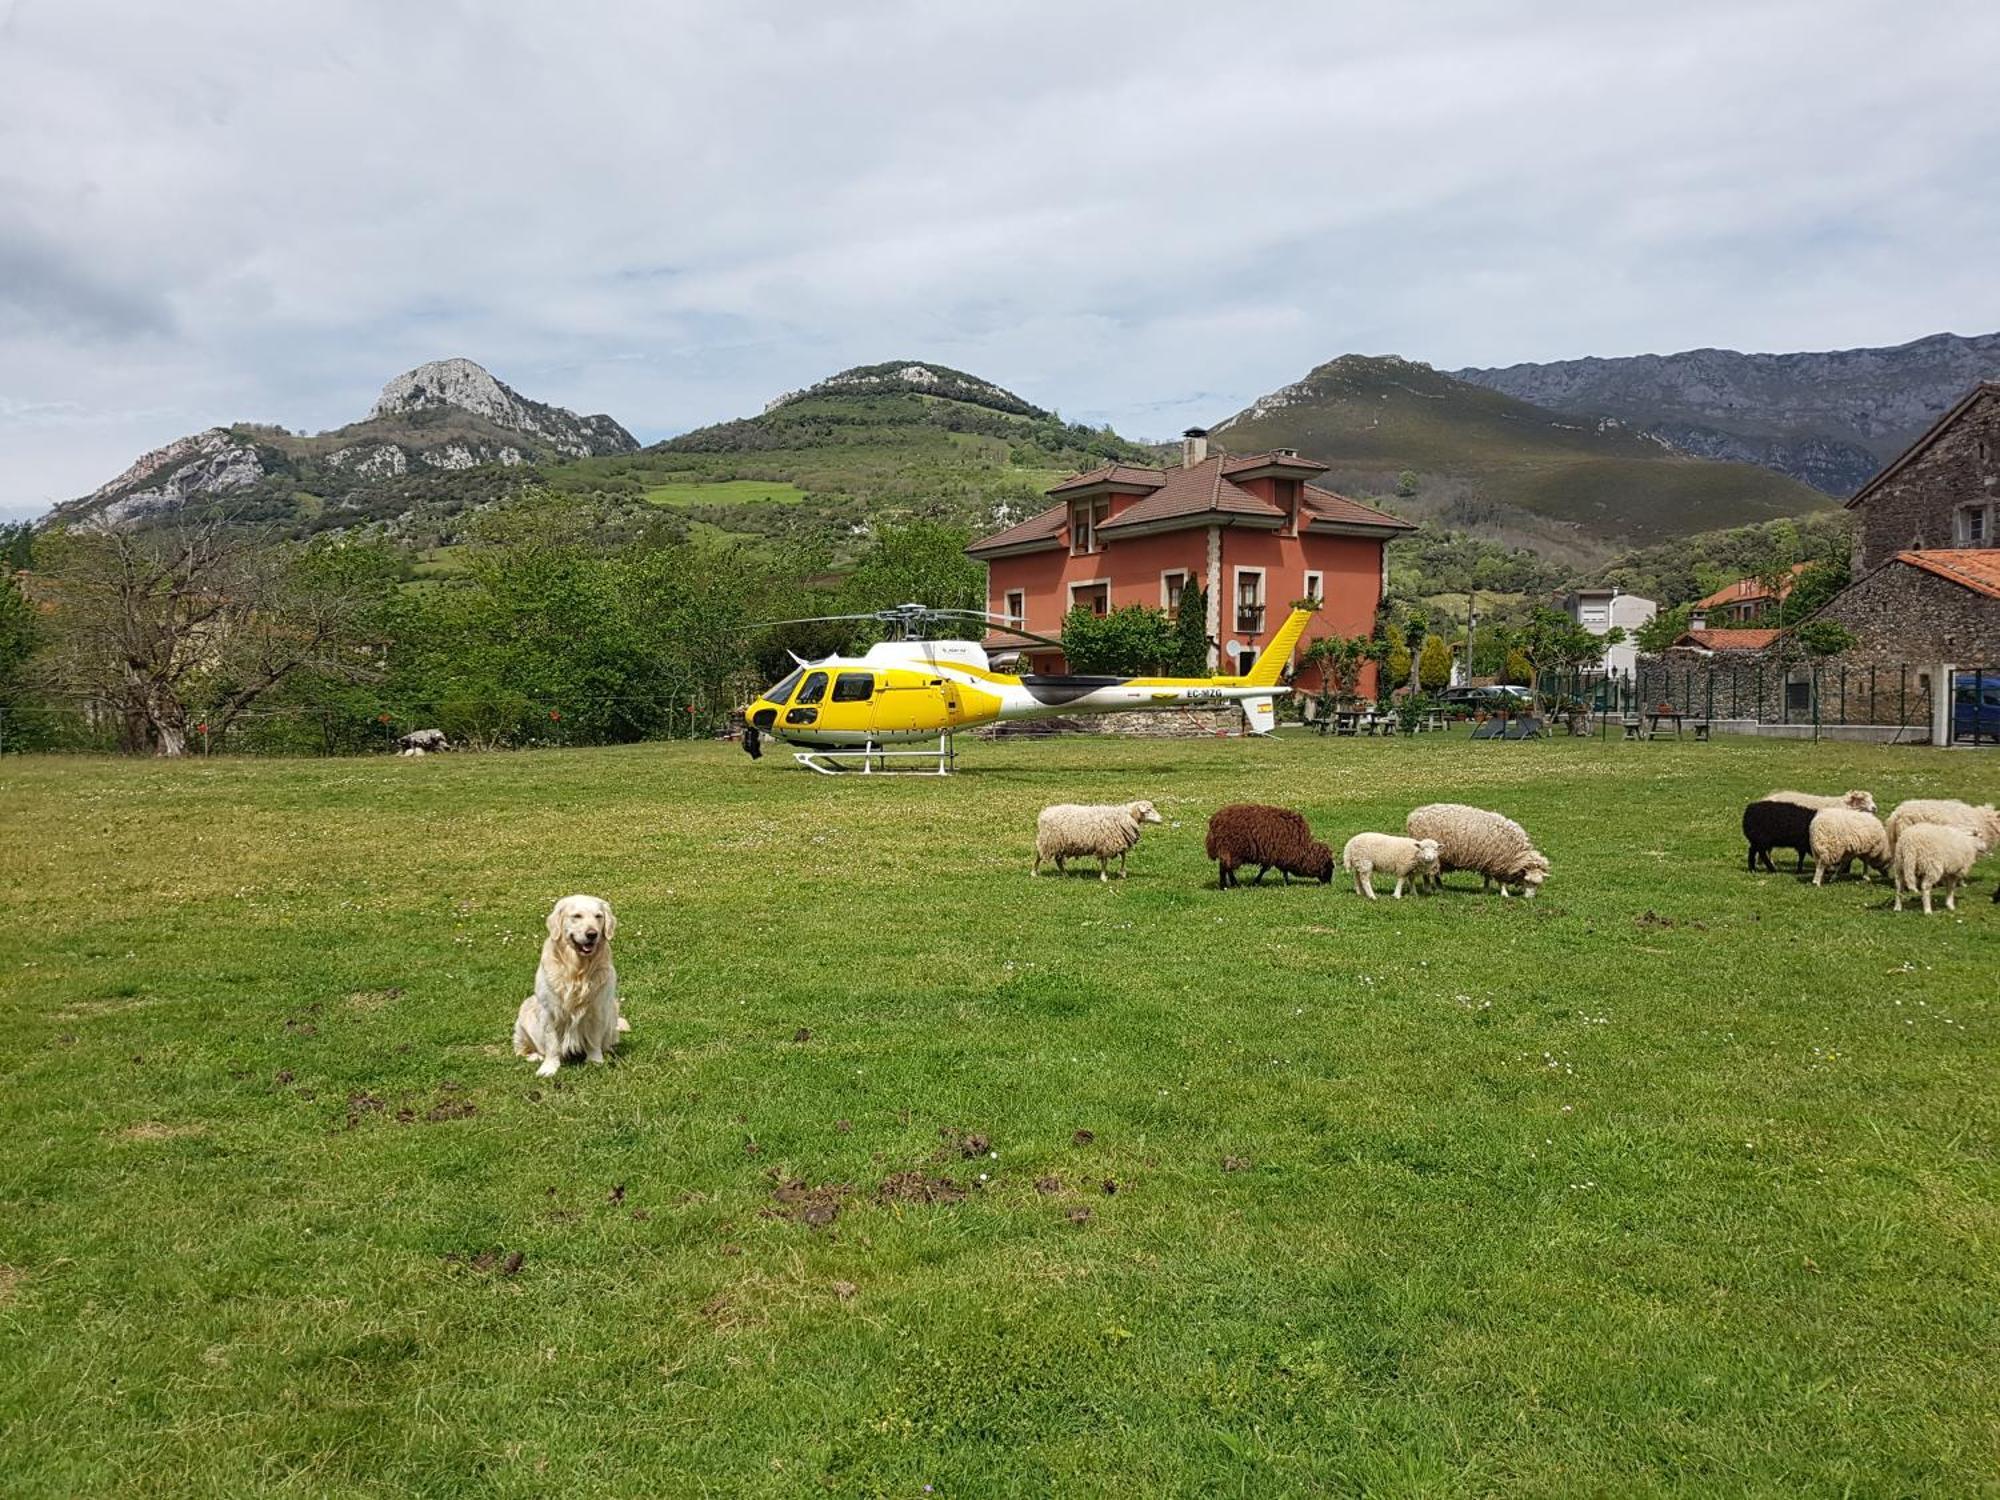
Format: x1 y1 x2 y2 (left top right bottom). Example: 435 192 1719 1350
918 609 1069 651
749 612 895 629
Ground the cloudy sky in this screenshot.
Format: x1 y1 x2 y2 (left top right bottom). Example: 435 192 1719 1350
3 0 1998 519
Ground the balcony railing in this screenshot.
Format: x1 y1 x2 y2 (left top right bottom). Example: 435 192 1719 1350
1235 605 1266 634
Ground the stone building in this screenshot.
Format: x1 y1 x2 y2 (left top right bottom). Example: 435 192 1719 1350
1846 381 2000 576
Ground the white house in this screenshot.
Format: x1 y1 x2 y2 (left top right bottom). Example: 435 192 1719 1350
1564 587 1656 675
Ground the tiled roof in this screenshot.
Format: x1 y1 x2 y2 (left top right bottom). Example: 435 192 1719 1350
1696 562 1809 609
1097 456 1283 532
1300 485 1417 532
1895 548 2000 599
964 503 1067 556
1221 451 1326 475
1047 463 1164 494
1674 628 1781 651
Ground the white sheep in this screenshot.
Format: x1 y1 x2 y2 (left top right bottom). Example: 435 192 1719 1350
1033 800 1163 881
1763 788 1877 815
1405 803 1550 898
1885 798 2000 853
1891 822 1985 913
1808 807 1891 886
1341 832 1441 900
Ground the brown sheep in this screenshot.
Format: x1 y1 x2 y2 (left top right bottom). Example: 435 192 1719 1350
1205 803 1334 890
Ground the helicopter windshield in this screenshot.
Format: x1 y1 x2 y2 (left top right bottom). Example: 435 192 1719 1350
762 667 805 704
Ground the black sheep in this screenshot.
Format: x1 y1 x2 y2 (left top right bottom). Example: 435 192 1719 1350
1205 803 1334 889
1742 799 1814 873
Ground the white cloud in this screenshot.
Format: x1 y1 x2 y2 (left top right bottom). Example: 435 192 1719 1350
2 0 1997 518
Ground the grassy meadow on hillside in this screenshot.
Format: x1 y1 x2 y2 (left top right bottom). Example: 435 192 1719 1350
1 734 1995 1496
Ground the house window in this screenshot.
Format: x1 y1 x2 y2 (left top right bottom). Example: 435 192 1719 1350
1003 589 1025 628
1070 498 1109 556
1959 503 1992 547
1162 570 1188 619
1070 581 1109 617
1234 568 1265 635
1302 571 1324 604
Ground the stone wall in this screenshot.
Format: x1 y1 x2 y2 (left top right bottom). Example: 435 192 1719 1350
1636 649 1939 729
1852 388 2000 576
1814 559 2000 664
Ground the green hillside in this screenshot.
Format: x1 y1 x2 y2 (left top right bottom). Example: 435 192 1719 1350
545 369 1163 559
1212 356 1833 556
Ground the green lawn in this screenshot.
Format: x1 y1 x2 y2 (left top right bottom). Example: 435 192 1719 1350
1 735 1995 1496
642 478 809 508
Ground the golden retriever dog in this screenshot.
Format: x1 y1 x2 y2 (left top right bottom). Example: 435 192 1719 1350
512 894 627 1076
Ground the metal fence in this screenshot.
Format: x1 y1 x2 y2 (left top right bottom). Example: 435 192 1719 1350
1532 658 1940 740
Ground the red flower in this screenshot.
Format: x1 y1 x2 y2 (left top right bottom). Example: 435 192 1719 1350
377 713 392 724
548 710 561 721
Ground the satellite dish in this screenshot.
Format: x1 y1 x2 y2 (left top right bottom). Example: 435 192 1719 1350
1224 640 1248 661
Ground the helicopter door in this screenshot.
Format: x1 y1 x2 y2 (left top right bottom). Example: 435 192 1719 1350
783 670 829 728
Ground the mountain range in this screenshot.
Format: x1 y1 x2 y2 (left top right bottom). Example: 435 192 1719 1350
37 330 2000 569
1454 331 2000 496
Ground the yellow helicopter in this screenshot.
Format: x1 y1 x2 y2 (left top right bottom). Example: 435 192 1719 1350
740 602 1314 773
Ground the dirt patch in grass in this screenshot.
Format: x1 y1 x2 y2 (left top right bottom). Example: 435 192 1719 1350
769 1179 850 1228
0 1265 22 1304
444 1249 524 1278
342 1085 476 1130
876 1171 967 1205
346 987 405 1012
114 1121 206 1141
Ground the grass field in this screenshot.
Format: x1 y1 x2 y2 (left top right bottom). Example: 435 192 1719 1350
1 735 1995 1496
642 479 810 508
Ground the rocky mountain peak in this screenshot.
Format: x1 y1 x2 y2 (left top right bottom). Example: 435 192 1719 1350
368 358 638 458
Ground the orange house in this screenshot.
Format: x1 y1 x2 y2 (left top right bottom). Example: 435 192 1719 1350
965 430 1415 693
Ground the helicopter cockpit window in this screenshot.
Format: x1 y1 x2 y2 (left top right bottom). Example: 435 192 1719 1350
831 672 874 703
764 667 804 704
795 671 830 705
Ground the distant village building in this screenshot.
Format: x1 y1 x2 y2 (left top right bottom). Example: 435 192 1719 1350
1692 562 1810 624
1563 586 1654 674
966 430 1414 689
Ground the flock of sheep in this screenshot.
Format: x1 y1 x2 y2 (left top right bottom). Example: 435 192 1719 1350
1032 799 1549 900
1032 786 1999 914
1743 790 2000 913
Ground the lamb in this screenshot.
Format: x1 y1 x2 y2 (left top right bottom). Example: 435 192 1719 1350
1033 800 1163 880
1205 803 1334 889
1404 803 1549 897
1741 799 1814 874
1763 788 1876 815
1891 822 1985 914
1807 807 1891 886
1885 798 2000 853
1341 833 1441 901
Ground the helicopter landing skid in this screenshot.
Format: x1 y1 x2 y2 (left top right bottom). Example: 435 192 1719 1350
792 734 957 776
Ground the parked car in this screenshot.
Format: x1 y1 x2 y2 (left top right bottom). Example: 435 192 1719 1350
1954 670 2000 743
1438 685 1531 711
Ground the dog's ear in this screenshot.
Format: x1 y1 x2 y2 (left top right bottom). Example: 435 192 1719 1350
599 900 616 940
546 898 567 938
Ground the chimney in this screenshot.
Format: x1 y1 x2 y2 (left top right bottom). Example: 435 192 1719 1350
1182 427 1209 469
1689 607 1708 632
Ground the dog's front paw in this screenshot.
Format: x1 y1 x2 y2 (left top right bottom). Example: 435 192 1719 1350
535 1057 561 1078
586 1050 606 1066
615 1016 631 1034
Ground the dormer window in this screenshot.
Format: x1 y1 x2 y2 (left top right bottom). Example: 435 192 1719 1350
1070 498 1109 555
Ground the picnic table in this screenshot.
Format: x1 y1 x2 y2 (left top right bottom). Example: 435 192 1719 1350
1646 709 1684 740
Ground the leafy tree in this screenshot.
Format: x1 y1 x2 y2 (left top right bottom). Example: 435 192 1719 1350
1172 581 1210 675
33 517 396 755
1381 621 1411 690
838 520 983 634
1636 604 1692 654
1301 633 1372 700
1418 633 1452 691
1395 470 1420 498
1059 604 1181 675
1501 649 1532 686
